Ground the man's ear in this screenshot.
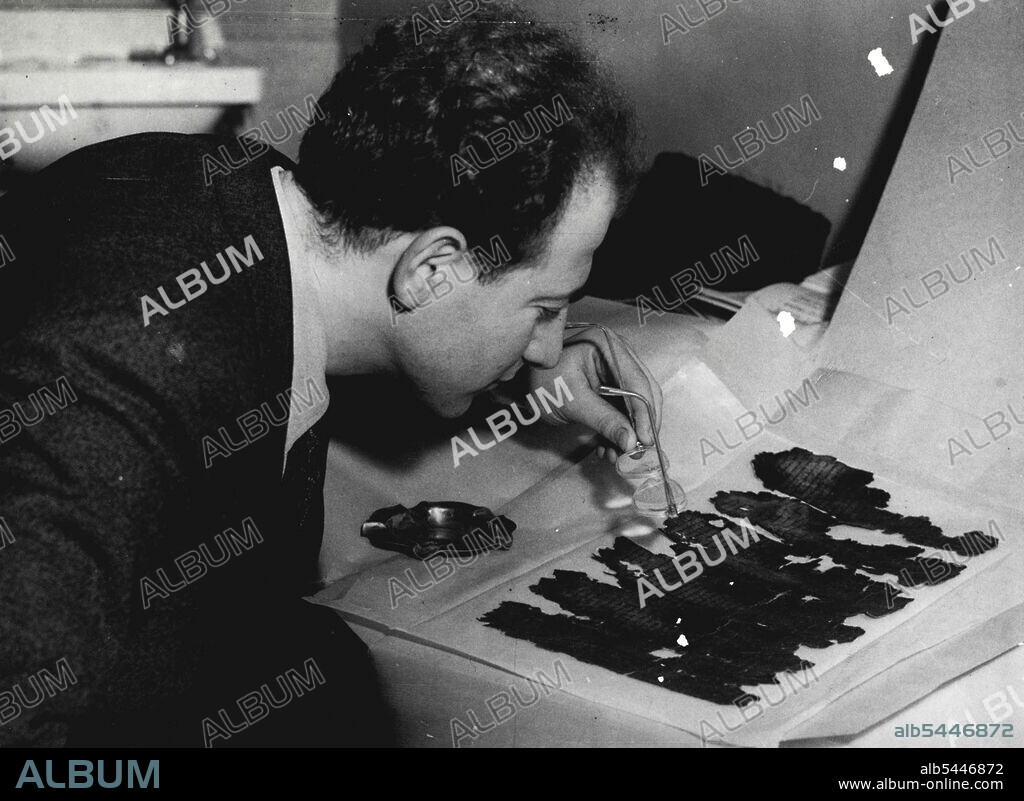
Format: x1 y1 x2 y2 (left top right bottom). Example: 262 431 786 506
391 227 469 310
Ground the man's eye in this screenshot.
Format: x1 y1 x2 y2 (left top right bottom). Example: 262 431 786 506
538 306 565 322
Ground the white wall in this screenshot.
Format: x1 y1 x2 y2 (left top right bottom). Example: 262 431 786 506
221 0 341 161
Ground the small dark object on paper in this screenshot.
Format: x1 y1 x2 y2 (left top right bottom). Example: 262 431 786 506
361 501 515 560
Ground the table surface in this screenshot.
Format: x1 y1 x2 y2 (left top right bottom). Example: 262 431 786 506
316 298 1024 748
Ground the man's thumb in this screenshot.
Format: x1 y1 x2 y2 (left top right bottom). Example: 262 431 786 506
563 390 636 450
595 414 635 452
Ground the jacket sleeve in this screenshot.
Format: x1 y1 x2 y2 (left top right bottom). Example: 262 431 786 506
0 332 186 747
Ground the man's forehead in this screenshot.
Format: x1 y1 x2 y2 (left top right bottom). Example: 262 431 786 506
518 256 590 299
490 167 616 298
530 183 616 289
550 171 618 243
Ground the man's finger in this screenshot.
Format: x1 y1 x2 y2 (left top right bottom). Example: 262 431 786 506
561 328 663 449
614 336 663 433
588 330 662 444
572 389 636 453
611 349 659 445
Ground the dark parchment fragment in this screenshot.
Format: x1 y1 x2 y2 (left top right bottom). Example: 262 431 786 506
752 448 999 557
480 449 998 706
710 491 963 587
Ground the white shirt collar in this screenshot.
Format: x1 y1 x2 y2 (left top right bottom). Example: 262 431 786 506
270 165 331 474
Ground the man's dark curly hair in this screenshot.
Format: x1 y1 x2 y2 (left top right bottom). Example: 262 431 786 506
295 1 639 281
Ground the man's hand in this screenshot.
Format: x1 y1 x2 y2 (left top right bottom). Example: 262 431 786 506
528 327 663 462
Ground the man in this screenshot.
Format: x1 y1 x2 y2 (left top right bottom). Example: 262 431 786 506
0 4 660 747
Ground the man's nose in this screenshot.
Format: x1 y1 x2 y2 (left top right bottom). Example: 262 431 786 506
523 323 564 370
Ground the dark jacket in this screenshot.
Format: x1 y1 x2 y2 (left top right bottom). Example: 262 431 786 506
0 134 380 747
